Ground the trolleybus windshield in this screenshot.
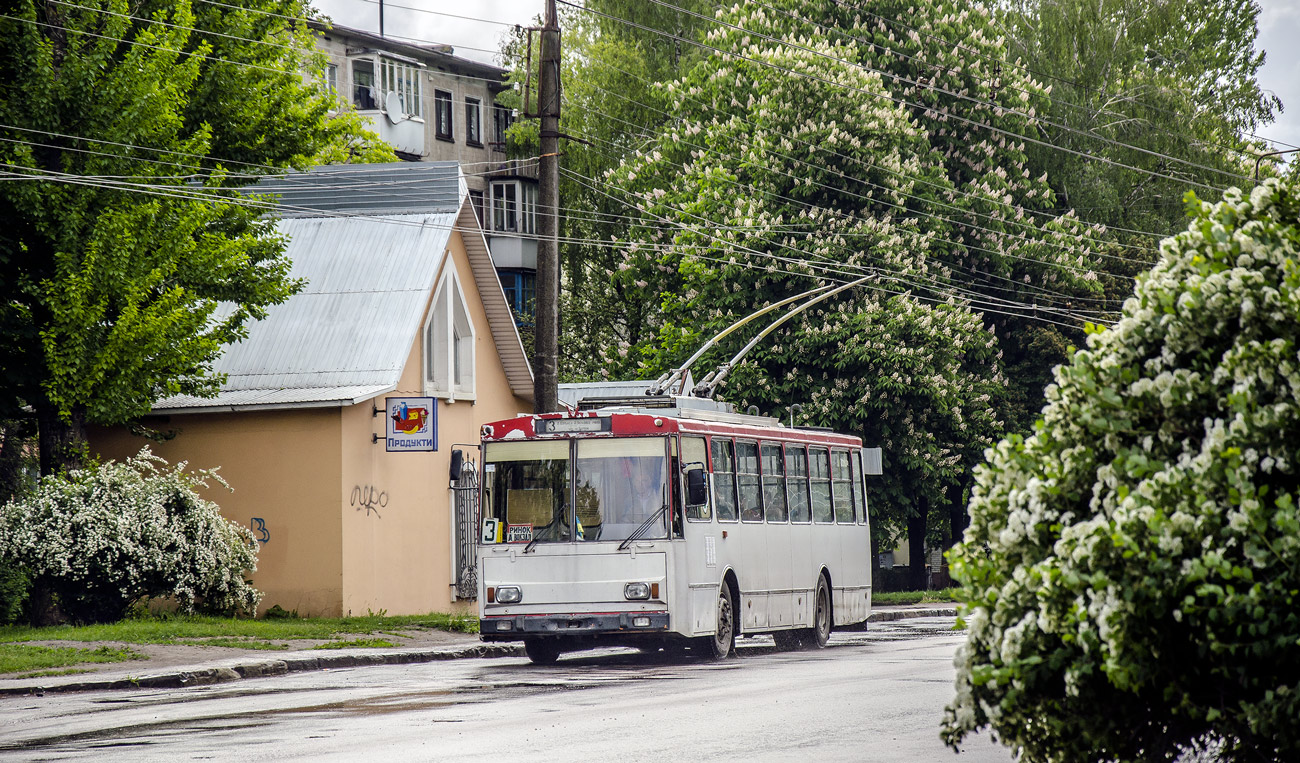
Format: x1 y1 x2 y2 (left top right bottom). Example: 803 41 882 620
483 437 669 545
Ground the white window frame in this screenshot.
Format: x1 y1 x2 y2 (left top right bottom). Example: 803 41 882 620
424 263 476 402
465 97 482 146
489 179 537 234
380 56 424 118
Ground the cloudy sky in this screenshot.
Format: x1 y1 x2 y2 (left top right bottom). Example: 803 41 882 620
313 0 1300 156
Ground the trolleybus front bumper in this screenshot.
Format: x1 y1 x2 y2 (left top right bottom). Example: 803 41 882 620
479 611 671 641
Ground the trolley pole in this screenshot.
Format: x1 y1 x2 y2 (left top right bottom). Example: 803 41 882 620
534 0 561 414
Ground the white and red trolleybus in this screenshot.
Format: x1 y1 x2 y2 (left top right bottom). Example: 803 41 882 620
476 396 881 664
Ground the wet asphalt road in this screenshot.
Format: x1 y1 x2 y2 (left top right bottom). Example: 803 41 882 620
0 617 1011 762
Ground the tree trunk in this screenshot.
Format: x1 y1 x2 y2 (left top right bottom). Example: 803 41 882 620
36 399 86 477
0 419 35 505
944 475 974 551
907 497 929 591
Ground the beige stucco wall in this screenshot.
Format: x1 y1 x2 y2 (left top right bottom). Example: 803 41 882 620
92 228 530 618
338 228 530 616
92 409 346 616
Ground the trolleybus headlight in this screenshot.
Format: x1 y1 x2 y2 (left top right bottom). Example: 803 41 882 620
496 586 522 604
624 582 651 600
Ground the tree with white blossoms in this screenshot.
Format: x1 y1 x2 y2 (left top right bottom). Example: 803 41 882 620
0 448 260 624
943 178 1300 760
599 1 1015 573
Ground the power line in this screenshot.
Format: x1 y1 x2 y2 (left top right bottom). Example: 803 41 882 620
830 0 1300 153
561 164 1111 325
640 0 1252 185
560 0 1232 194
576 78 1162 263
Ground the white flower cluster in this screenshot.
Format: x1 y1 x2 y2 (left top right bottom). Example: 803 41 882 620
943 179 1300 758
0 447 260 622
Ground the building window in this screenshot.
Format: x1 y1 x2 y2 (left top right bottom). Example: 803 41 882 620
424 267 475 401
352 59 377 110
489 179 537 234
434 90 453 141
497 269 535 324
491 181 517 232
492 105 513 151
380 58 422 118
469 189 485 228
465 97 482 146
323 63 338 96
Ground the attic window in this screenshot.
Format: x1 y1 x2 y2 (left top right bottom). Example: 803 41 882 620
425 265 476 401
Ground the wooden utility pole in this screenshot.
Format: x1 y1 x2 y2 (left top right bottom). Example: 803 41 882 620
534 0 560 414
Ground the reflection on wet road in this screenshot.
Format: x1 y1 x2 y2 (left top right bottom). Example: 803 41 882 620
0 618 1010 762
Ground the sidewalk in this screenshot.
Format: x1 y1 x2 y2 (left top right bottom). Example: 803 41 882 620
0 604 956 696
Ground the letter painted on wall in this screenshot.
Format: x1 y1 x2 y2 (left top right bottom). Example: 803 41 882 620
350 485 388 518
251 517 271 544
385 396 436 452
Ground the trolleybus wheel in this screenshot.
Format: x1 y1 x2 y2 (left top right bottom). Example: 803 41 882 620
524 638 561 665
706 585 736 660
811 576 832 649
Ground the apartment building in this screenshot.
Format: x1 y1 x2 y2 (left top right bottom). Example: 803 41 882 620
311 22 538 324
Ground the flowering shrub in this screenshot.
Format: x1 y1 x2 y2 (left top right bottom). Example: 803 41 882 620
942 179 1300 761
0 448 261 623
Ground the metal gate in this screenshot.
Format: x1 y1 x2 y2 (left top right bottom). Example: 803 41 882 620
452 461 479 601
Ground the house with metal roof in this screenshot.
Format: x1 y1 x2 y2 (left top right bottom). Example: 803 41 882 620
92 162 532 617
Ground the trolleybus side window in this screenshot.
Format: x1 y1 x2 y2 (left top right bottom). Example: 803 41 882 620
786 444 811 523
736 440 762 522
682 436 711 521
810 447 833 523
852 449 867 524
483 440 571 543
832 449 855 523
761 442 788 522
711 438 739 522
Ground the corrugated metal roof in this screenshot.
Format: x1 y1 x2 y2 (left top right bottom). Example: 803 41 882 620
154 162 533 413
456 204 534 399
155 385 394 413
155 211 451 412
250 162 465 218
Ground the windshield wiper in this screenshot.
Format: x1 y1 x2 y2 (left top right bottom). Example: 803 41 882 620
619 503 668 551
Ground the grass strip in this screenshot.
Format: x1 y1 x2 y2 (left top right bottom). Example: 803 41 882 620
872 588 961 606
0 612 477 646
0 644 144 675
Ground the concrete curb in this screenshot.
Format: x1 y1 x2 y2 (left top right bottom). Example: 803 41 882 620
1 606 956 696
0 643 525 697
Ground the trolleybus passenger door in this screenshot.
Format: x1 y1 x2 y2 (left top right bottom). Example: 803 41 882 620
735 440 769 630
680 436 714 636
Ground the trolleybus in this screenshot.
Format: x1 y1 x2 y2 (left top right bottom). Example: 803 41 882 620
476 396 880 663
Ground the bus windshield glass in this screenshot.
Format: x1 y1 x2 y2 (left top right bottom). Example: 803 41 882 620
575 438 668 543
484 441 571 544
483 437 669 544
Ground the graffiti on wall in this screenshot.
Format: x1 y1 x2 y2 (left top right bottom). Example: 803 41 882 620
350 485 388 518
250 518 270 544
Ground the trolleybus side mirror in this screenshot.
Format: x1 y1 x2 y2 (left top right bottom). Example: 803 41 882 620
449 449 464 482
684 466 707 506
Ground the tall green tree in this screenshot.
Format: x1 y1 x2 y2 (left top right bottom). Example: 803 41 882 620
596 2 1022 573
0 1 386 475
1000 0 1278 234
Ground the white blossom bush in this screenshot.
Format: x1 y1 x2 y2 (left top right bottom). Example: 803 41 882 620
942 178 1300 761
0 448 260 623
